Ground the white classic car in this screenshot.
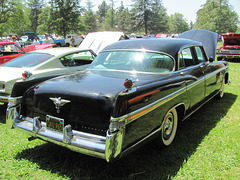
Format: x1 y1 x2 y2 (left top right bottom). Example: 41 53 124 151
0 47 96 103
0 31 129 104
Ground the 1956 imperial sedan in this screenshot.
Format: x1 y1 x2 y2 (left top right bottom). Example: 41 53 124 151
6 29 229 162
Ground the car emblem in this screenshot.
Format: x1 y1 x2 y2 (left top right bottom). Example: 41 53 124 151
50 97 70 113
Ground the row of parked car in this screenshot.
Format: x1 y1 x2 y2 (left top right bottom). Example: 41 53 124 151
1 32 84 47
2 30 230 162
29 33 84 47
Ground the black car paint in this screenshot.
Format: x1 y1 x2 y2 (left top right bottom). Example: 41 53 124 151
9 31 229 161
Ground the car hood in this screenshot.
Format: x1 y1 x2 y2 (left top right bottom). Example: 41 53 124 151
177 29 218 59
79 31 126 55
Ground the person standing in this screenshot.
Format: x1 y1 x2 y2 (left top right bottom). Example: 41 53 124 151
70 36 75 47
32 37 40 45
42 33 54 44
11 35 21 47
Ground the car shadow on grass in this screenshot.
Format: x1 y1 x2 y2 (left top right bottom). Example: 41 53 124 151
15 93 237 180
226 58 240 63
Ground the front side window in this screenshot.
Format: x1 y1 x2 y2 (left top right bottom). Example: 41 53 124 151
0 44 24 54
60 50 96 67
89 51 174 73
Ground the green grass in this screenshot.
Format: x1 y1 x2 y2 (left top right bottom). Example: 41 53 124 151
0 61 239 179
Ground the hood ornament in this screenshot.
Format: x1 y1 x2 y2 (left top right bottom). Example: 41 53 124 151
50 97 70 113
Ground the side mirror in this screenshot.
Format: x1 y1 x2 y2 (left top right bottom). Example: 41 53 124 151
209 57 214 62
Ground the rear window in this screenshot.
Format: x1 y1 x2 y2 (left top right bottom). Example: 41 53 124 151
1 53 54 68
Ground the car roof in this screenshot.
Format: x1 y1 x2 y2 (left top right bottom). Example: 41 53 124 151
27 47 93 56
102 38 201 59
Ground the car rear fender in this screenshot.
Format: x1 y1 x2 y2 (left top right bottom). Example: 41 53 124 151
11 74 67 97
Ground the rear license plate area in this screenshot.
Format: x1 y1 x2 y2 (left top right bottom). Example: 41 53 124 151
46 115 64 132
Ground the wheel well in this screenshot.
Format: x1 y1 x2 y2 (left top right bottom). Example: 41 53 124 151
175 104 185 122
224 73 229 84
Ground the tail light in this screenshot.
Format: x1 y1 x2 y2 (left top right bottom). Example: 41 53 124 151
22 71 32 80
0 82 5 90
122 79 135 93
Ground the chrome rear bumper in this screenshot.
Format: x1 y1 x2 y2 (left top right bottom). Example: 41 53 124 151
0 94 10 103
6 97 124 162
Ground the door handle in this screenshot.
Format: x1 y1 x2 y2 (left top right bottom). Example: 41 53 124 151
180 71 186 76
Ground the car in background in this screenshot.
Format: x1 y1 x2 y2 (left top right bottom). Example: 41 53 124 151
216 32 240 61
0 41 56 64
155 33 168 38
79 31 129 54
65 34 83 47
6 29 229 162
0 47 96 103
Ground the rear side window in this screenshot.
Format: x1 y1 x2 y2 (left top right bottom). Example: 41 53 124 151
1 53 53 67
179 47 195 69
195 46 206 63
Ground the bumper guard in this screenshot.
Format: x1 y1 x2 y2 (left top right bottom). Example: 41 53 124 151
6 97 124 162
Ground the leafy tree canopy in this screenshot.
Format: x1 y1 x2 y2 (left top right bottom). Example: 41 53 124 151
196 0 239 33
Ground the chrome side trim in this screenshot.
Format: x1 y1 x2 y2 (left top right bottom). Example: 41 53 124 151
204 66 228 80
111 81 187 125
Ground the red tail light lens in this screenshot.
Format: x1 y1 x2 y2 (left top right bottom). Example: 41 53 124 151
124 79 133 89
22 71 32 80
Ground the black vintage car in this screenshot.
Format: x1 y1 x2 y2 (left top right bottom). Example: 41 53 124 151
7 29 229 162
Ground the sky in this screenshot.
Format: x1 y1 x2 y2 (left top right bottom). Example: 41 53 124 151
82 0 240 23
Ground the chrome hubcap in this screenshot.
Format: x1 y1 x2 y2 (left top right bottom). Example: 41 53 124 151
164 114 173 136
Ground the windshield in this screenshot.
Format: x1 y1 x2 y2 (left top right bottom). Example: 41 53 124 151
89 51 174 73
1 52 54 68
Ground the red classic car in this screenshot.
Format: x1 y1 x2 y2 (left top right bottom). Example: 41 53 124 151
0 41 55 64
216 32 240 60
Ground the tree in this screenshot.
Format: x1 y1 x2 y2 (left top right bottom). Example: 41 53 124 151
83 0 97 32
0 0 31 37
0 0 16 24
196 0 239 33
97 0 109 24
28 0 43 33
131 0 152 34
148 0 168 34
131 0 168 34
104 0 116 30
115 1 132 33
168 13 189 34
37 5 51 34
48 0 83 37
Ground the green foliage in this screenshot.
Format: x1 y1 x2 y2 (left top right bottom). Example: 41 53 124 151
37 6 51 35
83 0 97 33
148 0 168 34
196 0 239 33
0 0 16 24
115 2 132 33
168 13 189 34
28 0 44 33
48 0 83 37
1 0 239 37
5 0 31 36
